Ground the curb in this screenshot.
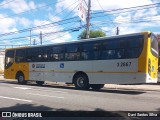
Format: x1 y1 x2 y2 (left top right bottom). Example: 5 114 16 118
104 84 160 92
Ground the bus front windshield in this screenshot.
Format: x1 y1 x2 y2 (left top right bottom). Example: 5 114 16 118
151 33 159 58
5 50 14 69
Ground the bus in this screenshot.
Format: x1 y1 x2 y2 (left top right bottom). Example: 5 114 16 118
4 32 158 90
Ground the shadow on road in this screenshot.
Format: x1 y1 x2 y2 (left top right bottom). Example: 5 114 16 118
97 89 146 95
0 104 131 120
0 104 159 120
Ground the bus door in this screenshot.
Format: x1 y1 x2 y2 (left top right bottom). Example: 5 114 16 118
4 50 15 79
148 34 158 79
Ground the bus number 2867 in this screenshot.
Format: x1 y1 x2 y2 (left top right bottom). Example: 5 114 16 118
117 62 131 67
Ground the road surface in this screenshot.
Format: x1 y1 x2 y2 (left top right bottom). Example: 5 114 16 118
0 80 160 119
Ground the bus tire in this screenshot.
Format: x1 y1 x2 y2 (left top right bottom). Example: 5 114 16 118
90 84 104 91
36 81 44 86
17 73 27 85
74 74 90 90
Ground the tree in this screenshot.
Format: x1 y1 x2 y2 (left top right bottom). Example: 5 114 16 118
78 29 106 39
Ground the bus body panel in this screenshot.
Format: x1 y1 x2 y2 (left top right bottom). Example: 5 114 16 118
138 32 158 83
28 59 146 84
4 32 158 85
4 62 29 80
29 61 93 82
138 32 148 73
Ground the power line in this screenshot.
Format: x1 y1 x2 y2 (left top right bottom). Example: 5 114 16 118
90 23 110 33
92 15 160 25
0 0 80 38
1 1 158 38
42 21 84 44
0 25 85 42
0 16 79 37
91 19 160 29
91 2 160 16
42 30 82 44
43 0 79 23
63 4 79 19
1 1 160 46
0 0 16 7
95 0 116 27
0 0 65 20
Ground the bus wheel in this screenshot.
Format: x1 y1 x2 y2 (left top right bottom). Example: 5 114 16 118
36 81 44 86
90 84 104 91
74 74 90 90
17 73 26 85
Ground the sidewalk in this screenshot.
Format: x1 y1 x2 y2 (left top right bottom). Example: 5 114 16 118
105 84 160 91
0 74 160 91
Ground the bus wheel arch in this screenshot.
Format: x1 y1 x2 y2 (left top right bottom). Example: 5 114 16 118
73 71 90 90
16 71 27 84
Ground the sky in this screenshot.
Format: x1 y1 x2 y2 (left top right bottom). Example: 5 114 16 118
0 0 159 48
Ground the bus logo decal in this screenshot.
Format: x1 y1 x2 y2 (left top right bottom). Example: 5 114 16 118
36 64 45 68
60 63 64 68
32 64 35 68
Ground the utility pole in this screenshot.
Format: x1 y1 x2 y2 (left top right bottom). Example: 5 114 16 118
30 30 31 45
116 27 119 35
40 31 42 45
33 39 36 45
86 0 91 39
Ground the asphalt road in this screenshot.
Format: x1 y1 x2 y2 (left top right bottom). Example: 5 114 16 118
0 80 159 111
0 80 160 119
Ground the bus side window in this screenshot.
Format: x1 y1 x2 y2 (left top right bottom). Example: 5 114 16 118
101 41 116 59
128 38 143 48
125 36 143 58
48 46 64 61
81 43 92 60
26 48 38 62
101 40 125 59
38 47 48 62
15 49 26 62
116 49 125 59
125 48 142 58
81 42 100 60
65 44 80 61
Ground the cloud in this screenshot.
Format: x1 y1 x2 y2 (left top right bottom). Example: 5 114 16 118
55 0 153 14
16 17 31 27
1 0 36 14
43 32 72 43
0 14 17 34
33 19 63 34
91 0 153 11
48 13 62 22
31 19 72 44
89 0 159 35
55 0 79 14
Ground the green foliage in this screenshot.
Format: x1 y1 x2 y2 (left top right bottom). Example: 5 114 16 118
78 30 106 39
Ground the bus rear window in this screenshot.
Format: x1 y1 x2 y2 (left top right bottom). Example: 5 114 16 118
151 34 158 58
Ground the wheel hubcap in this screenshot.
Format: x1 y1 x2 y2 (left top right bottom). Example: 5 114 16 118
77 77 85 87
19 76 23 82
